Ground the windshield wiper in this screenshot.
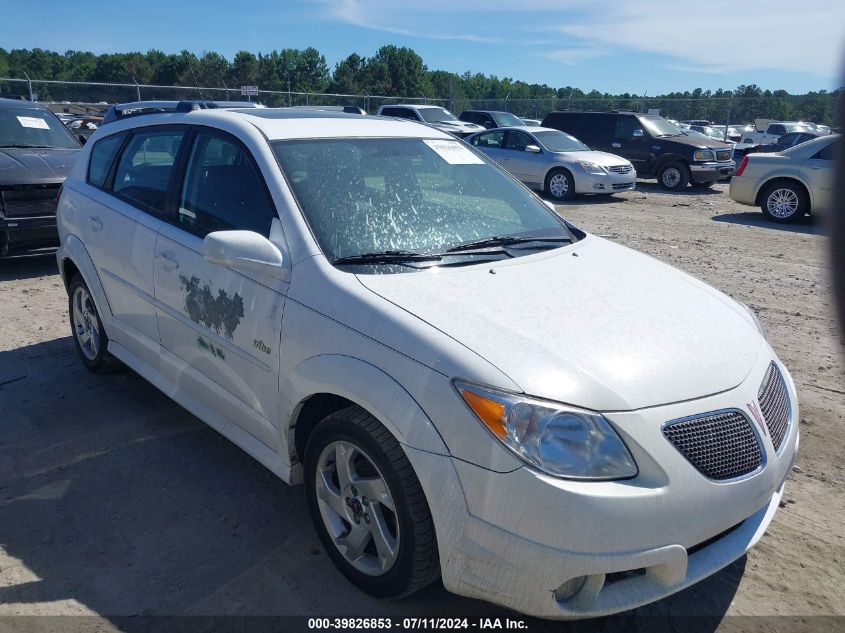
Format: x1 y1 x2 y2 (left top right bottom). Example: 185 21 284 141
332 250 443 266
446 235 571 253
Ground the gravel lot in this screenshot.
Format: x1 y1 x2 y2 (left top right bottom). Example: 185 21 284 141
0 182 843 631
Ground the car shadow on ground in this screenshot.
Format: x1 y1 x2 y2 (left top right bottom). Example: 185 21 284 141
634 182 725 196
712 212 826 236
0 336 741 632
541 193 628 206
0 250 59 282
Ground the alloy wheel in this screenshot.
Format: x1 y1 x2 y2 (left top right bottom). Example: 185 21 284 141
549 173 569 198
767 188 800 218
314 440 399 576
72 286 99 361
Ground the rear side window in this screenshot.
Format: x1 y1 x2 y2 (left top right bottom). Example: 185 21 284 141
177 132 277 237
544 113 580 136
812 140 838 161
381 107 416 120
112 130 184 217
87 133 125 188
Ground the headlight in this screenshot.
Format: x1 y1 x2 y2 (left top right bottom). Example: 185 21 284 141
741 302 770 344
693 150 715 161
576 160 607 175
454 381 638 480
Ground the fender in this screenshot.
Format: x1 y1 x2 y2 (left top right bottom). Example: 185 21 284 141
754 174 815 209
57 234 114 337
651 152 688 175
281 354 450 468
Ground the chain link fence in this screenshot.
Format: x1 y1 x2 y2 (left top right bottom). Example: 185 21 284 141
0 77 836 128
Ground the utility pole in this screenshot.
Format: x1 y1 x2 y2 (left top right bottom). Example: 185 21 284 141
133 77 141 101
23 72 33 101
724 92 733 142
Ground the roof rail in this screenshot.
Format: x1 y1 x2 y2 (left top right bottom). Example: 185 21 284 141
101 99 260 125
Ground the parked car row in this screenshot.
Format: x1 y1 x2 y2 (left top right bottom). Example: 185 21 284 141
54 102 799 620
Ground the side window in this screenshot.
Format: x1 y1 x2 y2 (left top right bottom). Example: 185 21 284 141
87 132 125 188
503 131 532 151
769 124 786 136
472 131 505 148
177 132 277 237
812 140 838 161
112 129 184 216
614 116 639 139
380 107 399 117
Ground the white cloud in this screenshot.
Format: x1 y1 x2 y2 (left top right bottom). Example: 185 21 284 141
315 0 845 78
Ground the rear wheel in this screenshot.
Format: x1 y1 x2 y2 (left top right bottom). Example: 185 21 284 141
657 161 690 191
68 275 120 373
304 406 440 598
760 181 809 223
545 168 575 201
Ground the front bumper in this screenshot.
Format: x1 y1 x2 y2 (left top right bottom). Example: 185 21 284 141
572 169 637 194
689 160 736 183
407 350 798 619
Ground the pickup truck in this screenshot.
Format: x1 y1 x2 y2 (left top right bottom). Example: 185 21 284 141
741 120 815 146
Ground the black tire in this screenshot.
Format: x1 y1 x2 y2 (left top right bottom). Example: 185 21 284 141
545 168 575 201
690 180 715 189
0 232 8 258
68 274 120 373
304 406 440 598
657 161 690 191
759 181 809 223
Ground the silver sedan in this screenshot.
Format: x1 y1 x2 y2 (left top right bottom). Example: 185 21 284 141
466 126 636 200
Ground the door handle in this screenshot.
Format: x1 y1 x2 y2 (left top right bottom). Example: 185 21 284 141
87 215 103 232
157 250 180 271
611 142 622 148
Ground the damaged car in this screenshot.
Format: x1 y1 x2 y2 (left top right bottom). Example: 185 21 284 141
57 104 798 619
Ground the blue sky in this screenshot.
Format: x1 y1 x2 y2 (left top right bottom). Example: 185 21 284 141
7 0 845 94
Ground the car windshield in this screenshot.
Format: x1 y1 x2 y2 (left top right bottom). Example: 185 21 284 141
701 127 725 139
638 116 682 137
0 107 80 149
418 107 458 123
493 112 526 126
533 130 589 152
273 138 575 268
784 123 813 133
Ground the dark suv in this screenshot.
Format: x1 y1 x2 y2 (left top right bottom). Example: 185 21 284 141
0 98 82 256
541 111 735 190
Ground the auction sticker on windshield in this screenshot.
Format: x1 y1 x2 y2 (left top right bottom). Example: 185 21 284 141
17 116 50 130
423 139 484 165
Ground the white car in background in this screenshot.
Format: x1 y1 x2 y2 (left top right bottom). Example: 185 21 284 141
376 104 483 138
56 106 798 619
730 134 839 222
467 126 636 200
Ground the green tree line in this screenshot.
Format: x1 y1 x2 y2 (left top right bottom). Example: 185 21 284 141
0 46 839 123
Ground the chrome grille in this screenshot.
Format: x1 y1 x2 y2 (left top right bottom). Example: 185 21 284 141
608 165 633 174
663 410 762 480
1 185 60 218
716 149 733 162
758 363 790 451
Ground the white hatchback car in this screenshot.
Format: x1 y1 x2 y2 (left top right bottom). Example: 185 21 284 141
57 104 798 619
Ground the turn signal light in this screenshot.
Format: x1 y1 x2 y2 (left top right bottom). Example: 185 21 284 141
459 389 507 439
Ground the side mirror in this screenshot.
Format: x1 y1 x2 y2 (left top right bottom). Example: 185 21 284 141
525 144 542 153
203 230 287 279
77 134 87 145
632 129 644 137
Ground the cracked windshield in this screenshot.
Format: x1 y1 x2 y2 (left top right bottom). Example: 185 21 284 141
273 137 575 270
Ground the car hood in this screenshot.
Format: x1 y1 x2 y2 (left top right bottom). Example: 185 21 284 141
673 133 733 149
357 236 762 411
555 150 632 167
430 120 484 133
0 147 79 186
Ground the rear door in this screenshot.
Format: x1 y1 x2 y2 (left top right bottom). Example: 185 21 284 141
82 126 186 368
800 139 837 210
469 130 507 164
153 127 287 451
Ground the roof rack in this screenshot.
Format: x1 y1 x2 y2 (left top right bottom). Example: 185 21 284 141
101 100 260 125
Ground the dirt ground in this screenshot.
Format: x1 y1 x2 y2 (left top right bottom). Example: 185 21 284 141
0 181 843 632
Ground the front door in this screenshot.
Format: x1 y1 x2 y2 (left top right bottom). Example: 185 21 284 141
501 130 546 186
153 129 288 450
611 116 652 172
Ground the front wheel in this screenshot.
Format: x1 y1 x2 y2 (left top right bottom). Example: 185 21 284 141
657 161 690 191
304 406 440 598
545 168 575 201
760 181 809 223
